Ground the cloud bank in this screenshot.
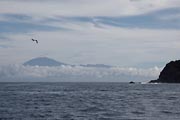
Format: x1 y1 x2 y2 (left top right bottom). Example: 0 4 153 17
0 0 179 68
0 64 162 82
0 0 180 17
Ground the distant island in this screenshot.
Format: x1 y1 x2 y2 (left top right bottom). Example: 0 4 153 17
149 60 180 83
23 57 67 66
23 57 112 68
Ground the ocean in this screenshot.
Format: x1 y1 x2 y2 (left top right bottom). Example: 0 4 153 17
0 82 180 120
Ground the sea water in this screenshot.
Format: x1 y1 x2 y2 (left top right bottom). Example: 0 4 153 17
0 82 180 120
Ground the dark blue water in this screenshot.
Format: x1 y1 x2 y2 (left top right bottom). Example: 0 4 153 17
0 82 180 120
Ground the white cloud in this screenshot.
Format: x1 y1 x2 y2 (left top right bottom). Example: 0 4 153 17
0 0 180 67
0 0 179 17
0 64 162 82
158 14 180 21
2 22 179 66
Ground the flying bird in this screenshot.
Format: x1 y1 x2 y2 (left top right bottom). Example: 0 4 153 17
31 39 38 44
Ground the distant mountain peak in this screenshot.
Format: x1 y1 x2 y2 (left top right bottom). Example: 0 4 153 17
23 57 112 68
23 57 67 66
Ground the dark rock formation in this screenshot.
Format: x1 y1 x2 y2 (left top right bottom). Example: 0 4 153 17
129 81 135 84
149 60 180 83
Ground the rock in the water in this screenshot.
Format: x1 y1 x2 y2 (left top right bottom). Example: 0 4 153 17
149 60 180 83
129 81 135 84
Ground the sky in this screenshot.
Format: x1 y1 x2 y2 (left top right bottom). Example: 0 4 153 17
0 0 180 82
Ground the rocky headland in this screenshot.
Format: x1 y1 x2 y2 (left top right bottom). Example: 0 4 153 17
150 60 180 83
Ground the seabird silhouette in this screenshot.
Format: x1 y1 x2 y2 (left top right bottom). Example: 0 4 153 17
31 39 38 44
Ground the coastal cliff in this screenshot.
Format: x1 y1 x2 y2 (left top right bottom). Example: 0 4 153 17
150 60 180 83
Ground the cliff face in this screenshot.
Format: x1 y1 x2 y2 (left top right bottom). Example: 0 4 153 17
150 60 180 83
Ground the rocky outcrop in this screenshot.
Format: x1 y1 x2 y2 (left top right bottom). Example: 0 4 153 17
129 81 135 84
150 60 180 83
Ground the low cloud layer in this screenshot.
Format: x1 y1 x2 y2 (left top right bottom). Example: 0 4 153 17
0 64 162 82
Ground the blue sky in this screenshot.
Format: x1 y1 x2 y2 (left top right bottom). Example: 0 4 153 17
0 0 180 68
